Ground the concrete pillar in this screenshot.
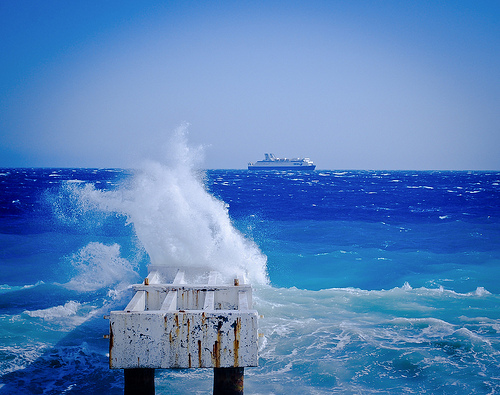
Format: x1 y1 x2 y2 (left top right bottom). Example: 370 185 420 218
124 368 155 395
213 367 244 395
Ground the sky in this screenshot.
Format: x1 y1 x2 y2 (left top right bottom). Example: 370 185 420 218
1 0 499 170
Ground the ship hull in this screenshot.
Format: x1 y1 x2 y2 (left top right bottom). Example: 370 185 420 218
248 164 316 170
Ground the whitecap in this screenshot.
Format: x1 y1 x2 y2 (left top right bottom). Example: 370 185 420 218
0 281 44 294
24 301 81 319
470 287 491 297
63 242 140 292
0 343 49 375
59 126 268 285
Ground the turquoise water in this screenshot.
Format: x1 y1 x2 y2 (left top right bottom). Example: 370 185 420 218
0 166 499 394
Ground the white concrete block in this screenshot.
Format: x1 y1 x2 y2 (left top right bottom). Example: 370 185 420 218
109 267 259 369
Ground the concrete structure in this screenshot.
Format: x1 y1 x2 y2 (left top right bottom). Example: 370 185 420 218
108 266 258 392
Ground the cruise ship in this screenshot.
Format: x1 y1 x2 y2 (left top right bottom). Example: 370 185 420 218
248 153 316 170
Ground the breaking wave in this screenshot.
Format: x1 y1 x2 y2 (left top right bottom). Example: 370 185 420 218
56 126 268 285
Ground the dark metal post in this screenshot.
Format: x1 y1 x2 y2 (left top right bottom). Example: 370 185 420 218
124 368 155 395
213 367 244 395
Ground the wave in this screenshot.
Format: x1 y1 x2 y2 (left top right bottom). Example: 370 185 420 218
23 301 81 319
19 299 107 332
54 126 268 285
259 282 495 299
62 242 140 292
249 282 500 393
1 280 499 393
0 281 44 294
0 343 49 376
0 342 119 394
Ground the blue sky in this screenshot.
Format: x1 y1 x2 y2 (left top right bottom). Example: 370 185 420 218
1 1 499 170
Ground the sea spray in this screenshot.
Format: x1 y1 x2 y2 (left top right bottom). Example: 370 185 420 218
59 128 268 285
125 160 268 282
63 242 139 292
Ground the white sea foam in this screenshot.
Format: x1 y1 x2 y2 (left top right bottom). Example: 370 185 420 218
470 286 491 296
62 125 268 284
124 130 268 283
21 301 93 331
64 242 139 291
0 281 44 294
0 343 49 375
406 185 434 190
24 301 81 319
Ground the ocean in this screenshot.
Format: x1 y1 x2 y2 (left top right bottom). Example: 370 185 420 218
1 162 499 393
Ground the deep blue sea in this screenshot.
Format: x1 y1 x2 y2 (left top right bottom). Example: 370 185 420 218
1 165 499 394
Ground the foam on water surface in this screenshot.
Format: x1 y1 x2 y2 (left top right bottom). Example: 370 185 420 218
63 242 139 292
55 129 268 285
